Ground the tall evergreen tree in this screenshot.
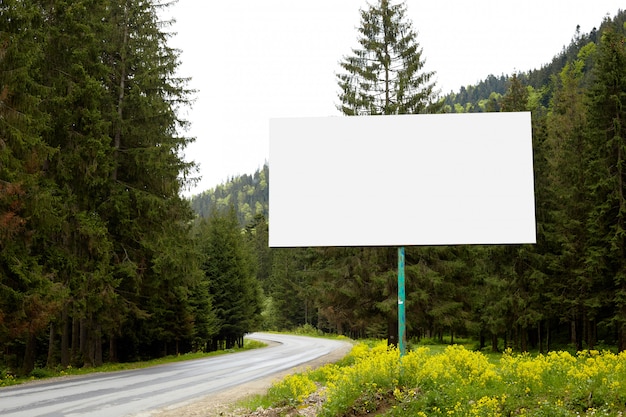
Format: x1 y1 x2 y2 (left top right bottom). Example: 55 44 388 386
311 247 393 339
0 0 69 374
94 0 200 362
500 73 529 112
35 0 122 367
544 46 599 349
269 248 315 330
0 0 223 373
479 74 546 351
336 0 440 115
199 207 262 349
332 0 442 343
1 0 201 370
585 25 626 351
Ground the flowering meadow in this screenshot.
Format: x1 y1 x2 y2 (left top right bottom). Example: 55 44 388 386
260 341 626 416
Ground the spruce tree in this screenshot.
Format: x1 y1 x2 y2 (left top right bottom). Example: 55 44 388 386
336 0 440 115
200 207 261 349
0 0 67 374
500 73 529 112
332 0 442 343
97 0 200 361
585 25 626 351
1 0 202 371
544 48 599 349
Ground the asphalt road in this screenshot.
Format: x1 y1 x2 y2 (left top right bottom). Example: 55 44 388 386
0 333 351 417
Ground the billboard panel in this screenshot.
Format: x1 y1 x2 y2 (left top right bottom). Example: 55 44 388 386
269 113 535 247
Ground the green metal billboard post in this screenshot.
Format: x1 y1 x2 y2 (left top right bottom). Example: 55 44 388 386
398 246 406 356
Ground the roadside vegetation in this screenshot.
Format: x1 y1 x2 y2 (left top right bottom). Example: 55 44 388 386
0 339 266 388
244 339 626 417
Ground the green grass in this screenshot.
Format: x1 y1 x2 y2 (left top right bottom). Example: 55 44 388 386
276 324 352 342
0 339 267 387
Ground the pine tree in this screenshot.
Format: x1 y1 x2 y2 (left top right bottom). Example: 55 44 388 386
0 0 67 374
1 0 202 371
585 25 626 351
544 47 600 349
34 0 120 368
336 0 440 115
481 74 546 351
500 73 529 112
199 207 261 350
96 0 200 361
332 0 442 343
268 248 312 330
7 0 199 366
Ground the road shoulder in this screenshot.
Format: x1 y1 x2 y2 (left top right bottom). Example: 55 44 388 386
143 339 352 417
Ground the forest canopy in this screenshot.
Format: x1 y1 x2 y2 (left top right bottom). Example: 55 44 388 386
0 0 260 375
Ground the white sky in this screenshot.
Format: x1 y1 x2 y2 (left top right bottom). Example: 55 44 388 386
165 0 624 196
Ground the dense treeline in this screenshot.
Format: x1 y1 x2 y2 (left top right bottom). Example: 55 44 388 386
0 0 261 376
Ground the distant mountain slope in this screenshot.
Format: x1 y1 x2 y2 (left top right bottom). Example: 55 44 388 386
443 9 626 112
189 164 268 225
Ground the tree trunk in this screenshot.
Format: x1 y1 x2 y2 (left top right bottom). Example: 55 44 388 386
46 322 56 368
387 316 397 347
491 333 499 352
109 335 118 363
71 316 80 366
80 318 95 368
545 320 551 352
94 324 103 367
80 318 87 364
22 333 36 375
61 308 70 367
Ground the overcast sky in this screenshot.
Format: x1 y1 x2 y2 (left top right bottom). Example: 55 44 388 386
165 1 624 196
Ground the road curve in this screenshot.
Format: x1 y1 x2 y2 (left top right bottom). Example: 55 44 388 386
0 333 351 417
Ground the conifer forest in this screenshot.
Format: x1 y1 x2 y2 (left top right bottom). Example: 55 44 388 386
2 0 626 378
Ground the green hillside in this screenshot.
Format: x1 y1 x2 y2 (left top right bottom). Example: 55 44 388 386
189 164 269 226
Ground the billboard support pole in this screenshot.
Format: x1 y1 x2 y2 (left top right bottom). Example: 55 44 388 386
398 246 406 357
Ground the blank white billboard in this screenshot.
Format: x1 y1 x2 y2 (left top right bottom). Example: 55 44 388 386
269 112 535 247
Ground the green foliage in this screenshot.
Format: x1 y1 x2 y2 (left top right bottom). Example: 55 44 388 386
336 0 441 115
0 0 205 374
249 341 626 417
584 23 626 351
443 74 508 113
292 324 326 337
197 207 262 350
444 12 625 113
190 164 268 224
